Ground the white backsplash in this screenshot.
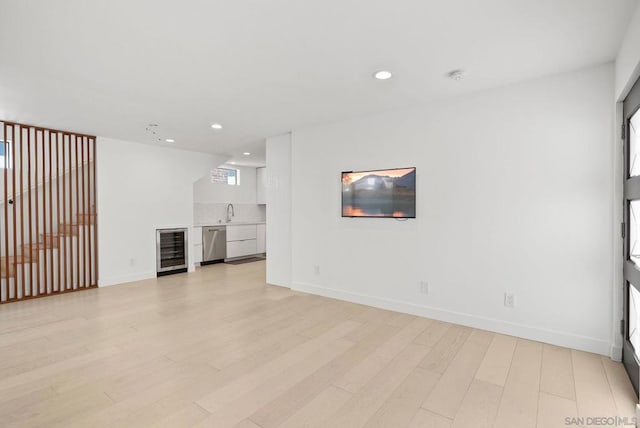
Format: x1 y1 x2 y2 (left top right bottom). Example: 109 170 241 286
194 203 266 225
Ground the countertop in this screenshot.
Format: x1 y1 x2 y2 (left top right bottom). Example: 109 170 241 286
194 221 266 227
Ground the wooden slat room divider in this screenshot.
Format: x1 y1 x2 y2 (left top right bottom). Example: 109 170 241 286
0 121 97 303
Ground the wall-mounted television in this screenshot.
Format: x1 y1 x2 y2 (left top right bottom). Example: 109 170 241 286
342 167 416 218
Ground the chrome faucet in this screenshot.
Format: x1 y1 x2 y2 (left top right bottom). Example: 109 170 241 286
226 203 235 223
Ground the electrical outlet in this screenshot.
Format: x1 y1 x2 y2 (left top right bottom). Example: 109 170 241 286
504 292 515 308
420 281 429 295
314 265 320 275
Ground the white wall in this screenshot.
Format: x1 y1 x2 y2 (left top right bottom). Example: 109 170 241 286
285 64 615 355
266 134 291 288
97 137 223 286
193 164 257 204
615 1 640 100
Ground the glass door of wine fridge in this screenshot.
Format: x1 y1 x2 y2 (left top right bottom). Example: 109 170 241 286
156 228 188 275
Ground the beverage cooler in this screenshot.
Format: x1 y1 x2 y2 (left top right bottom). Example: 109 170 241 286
156 228 188 276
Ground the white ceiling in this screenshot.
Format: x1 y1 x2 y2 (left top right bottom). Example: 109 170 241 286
0 0 637 165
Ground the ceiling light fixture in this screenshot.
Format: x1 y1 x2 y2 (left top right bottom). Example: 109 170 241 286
165 138 175 143
447 69 465 81
243 152 251 156
373 70 393 80
145 123 159 135
211 123 223 130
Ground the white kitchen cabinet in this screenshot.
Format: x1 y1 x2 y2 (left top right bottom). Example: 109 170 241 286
192 226 202 264
227 239 257 258
226 224 260 259
256 167 267 205
257 224 266 254
226 224 257 241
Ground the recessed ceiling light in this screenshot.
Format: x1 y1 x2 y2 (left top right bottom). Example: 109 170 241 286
211 123 223 130
447 69 465 81
165 138 175 143
229 161 236 164
373 70 393 80
243 152 251 156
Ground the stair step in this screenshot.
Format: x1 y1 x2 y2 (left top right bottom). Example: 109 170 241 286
39 234 60 249
1 254 36 264
58 224 79 236
76 213 96 225
0 255 36 277
0 257 16 278
20 245 40 262
0 264 14 278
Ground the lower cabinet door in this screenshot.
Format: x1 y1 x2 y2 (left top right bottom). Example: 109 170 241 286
227 239 257 258
257 224 266 254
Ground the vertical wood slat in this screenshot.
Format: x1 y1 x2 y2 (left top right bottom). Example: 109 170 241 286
1 125 3 301
68 134 73 290
19 126 25 298
0 124 6 300
82 136 87 287
80 137 89 287
11 125 17 299
48 130 53 293
80 136 84 287
84 136 88 287
6 125 11 298
2 124 7 298
56 133 61 292
0 124 2 301
75 135 80 288
27 127 33 296
34 129 39 296
62 134 67 291
80 135 85 288
21 126 26 297
40 130 47 294
7 125 13 299
10 124 16 300
77 135 81 288
87 137 93 287
92 137 97 286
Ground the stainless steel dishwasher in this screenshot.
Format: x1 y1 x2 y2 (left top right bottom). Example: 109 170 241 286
202 226 227 265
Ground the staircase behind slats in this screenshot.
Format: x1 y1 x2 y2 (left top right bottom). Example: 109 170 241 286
0 121 98 303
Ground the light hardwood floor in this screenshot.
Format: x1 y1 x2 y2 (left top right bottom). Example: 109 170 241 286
0 260 636 427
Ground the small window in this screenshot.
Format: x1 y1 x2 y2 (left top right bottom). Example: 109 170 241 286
0 141 11 169
211 167 240 185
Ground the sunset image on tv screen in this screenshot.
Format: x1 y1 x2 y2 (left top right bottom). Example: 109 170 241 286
342 168 416 218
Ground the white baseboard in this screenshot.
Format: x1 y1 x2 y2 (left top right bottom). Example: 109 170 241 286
611 344 623 362
100 265 196 286
266 282 290 289
266 279 291 289
292 282 611 356
98 271 155 287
